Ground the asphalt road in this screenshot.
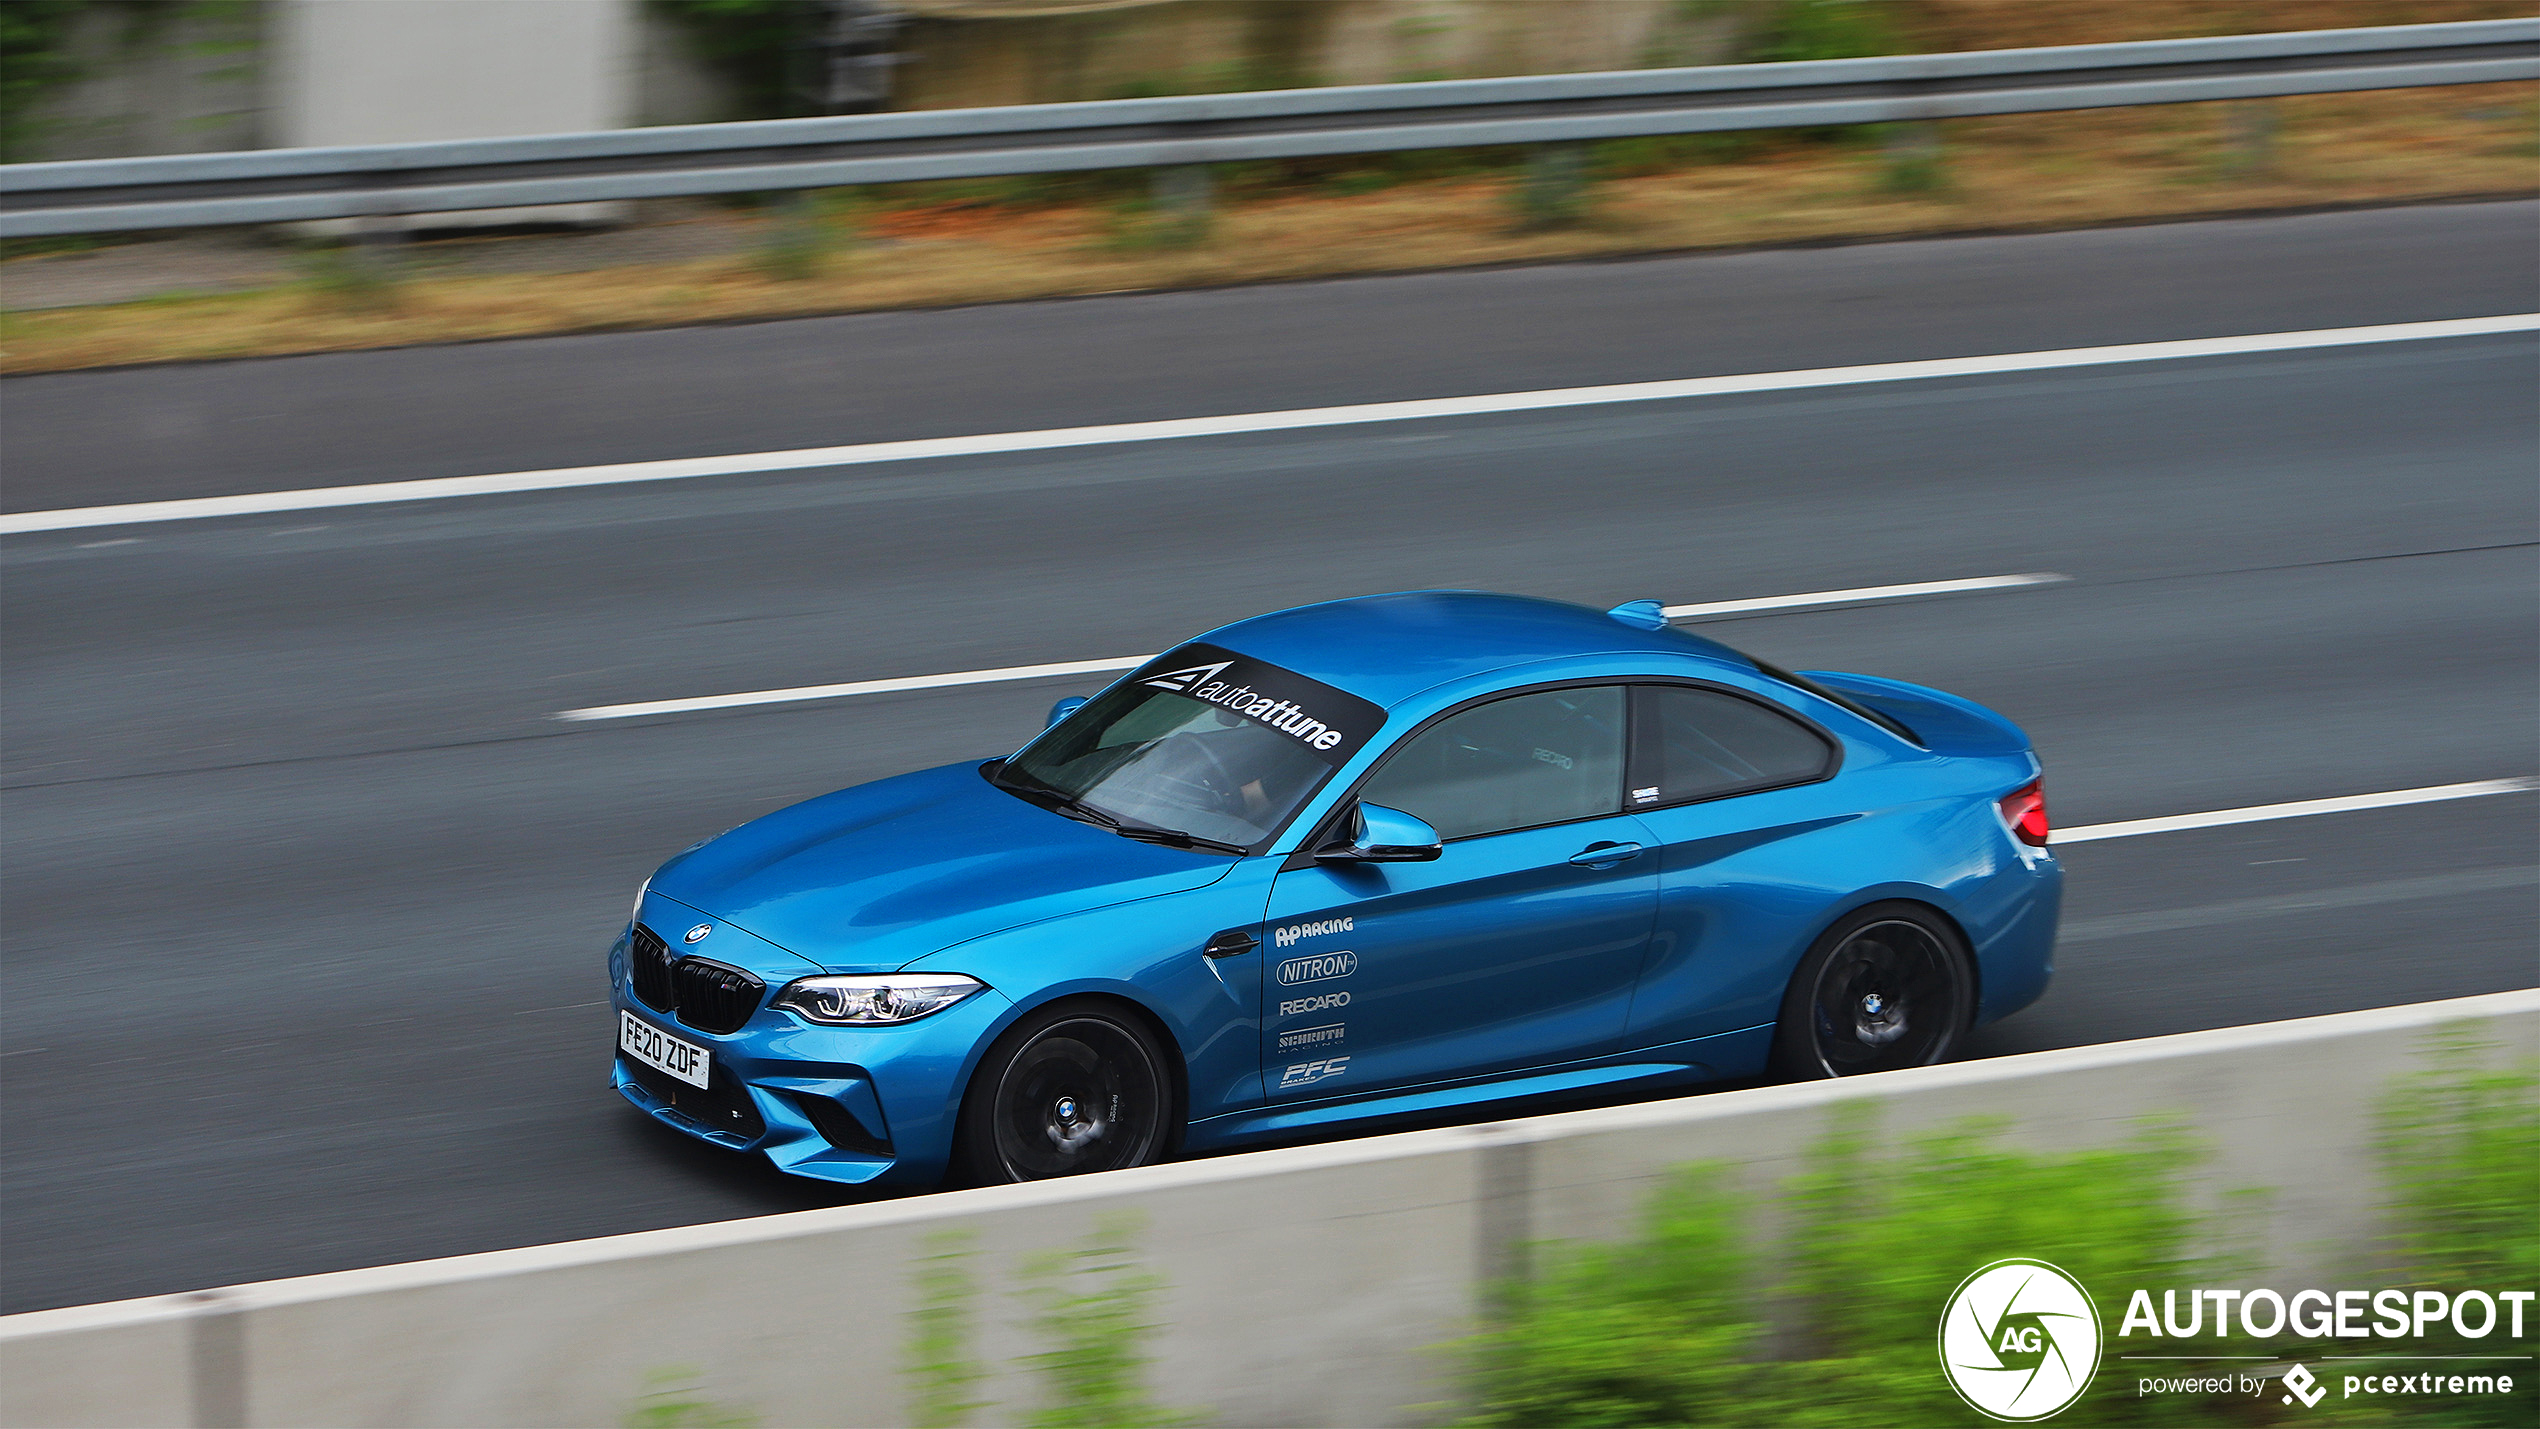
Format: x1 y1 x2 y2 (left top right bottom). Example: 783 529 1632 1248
3 201 2534 1315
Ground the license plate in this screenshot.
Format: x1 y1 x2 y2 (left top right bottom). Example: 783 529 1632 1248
620 1009 710 1089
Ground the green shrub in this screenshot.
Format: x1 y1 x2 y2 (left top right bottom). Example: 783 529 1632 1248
2316 1033 2540 1428
903 1231 987 1429
1458 1108 2240 1427
0 0 86 161
1742 0 1904 153
2377 1031 2538 1294
620 1367 757 1428
1019 1218 1205 1428
1457 1042 2539 1428
1744 0 1900 65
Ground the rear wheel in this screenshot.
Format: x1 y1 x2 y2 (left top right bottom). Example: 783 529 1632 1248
954 1000 1174 1184
1770 903 1974 1079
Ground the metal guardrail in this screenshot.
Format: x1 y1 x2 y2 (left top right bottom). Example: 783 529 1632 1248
1 20 2532 238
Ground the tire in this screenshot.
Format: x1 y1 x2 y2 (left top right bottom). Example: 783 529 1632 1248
1769 902 1975 1080
952 998 1176 1185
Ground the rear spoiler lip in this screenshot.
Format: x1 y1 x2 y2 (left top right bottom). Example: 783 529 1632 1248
1753 663 1925 747
1795 670 2037 759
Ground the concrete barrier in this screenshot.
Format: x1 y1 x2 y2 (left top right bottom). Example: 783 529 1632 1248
5 990 2533 1428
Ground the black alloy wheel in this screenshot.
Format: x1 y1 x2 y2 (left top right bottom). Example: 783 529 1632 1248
956 1001 1173 1184
1770 903 1974 1079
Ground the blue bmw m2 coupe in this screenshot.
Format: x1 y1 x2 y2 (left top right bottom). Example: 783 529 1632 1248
611 591 2059 1186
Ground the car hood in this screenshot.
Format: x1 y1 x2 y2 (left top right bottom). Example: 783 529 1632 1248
647 760 1239 973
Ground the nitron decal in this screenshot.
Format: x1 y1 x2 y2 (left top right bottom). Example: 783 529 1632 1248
1277 950 1359 985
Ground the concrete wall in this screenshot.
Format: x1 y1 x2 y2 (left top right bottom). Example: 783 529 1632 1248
268 0 634 229
11 2 739 165
893 0 1740 110
6 4 266 163
3 990 2532 1429
7 2 1738 166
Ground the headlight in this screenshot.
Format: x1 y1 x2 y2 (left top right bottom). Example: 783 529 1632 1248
630 877 650 926
773 974 986 1026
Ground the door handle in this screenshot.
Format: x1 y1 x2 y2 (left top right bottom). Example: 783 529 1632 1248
1203 929 1258 959
1568 841 1644 867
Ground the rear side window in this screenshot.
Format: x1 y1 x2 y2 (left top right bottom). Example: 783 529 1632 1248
1361 686 1626 841
1631 686 1833 807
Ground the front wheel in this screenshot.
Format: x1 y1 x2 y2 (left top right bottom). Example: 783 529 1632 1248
1770 903 1974 1079
953 1000 1175 1184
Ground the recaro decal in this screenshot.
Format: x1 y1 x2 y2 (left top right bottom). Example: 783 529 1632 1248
1278 991 1350 1017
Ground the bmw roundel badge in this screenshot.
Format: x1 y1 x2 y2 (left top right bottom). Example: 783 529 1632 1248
684 924 712 944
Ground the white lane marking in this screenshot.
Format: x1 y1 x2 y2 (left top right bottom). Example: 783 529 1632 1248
2055 778 2537 844
8 314 2533 536
555 572 2057 721
1662 572 2066 619
2059 867 2537 941
558 656 1149 722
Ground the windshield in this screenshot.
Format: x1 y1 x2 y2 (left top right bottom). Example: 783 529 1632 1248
995 643 1387 852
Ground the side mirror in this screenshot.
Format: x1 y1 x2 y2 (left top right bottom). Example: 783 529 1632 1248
1317 803 1442 864
1046 695 1088 730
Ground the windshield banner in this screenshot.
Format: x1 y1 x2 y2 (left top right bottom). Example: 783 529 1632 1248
1128 644 1386 766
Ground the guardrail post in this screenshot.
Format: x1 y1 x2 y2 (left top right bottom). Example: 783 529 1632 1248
1512 141 1591 230
756 188 847 280
1880 120 1945 192
2223 99 2281 175
1147 164 1213 246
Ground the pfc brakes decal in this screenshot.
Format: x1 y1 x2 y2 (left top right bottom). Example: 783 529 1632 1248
1279 1056 1349 1089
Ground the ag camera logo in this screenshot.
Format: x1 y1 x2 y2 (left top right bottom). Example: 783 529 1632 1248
1940 1259 2102 1422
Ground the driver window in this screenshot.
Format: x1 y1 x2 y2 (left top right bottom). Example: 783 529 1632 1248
1360 686 1625 842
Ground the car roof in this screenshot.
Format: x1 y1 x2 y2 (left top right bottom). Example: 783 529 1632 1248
1200 590 1763 709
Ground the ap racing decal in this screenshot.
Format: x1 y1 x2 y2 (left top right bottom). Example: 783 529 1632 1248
1274 916 1352 948
1131 644 1385 765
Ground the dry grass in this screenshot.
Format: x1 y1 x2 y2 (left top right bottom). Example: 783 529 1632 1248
1 84 2531 374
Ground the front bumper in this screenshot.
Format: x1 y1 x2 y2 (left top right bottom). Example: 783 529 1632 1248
608 935 1013 1187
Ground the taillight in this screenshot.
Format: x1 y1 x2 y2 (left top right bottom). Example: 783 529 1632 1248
1999 779 2050 846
